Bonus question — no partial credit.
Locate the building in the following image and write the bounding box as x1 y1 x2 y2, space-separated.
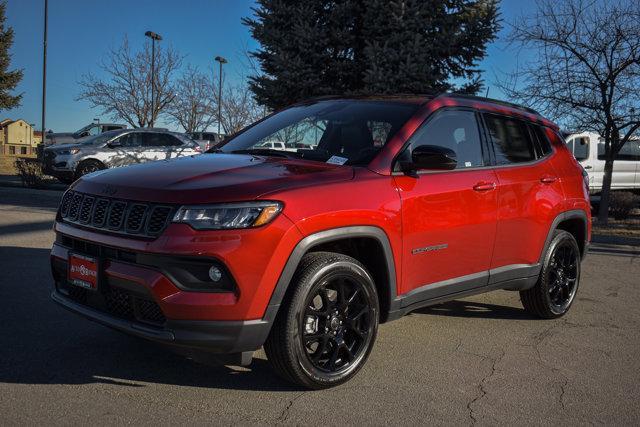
0 118 39 157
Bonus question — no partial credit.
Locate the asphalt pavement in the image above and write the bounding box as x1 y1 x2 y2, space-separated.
0 186 638 425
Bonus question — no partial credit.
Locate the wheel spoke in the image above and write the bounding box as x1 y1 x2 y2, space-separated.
303 332 324 344
312 336 329 363
337 279 347 308
348 306 368 321
328 343 340 370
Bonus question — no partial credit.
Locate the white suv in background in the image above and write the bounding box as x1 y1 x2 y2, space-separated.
42 128 201 183
566 132 640 192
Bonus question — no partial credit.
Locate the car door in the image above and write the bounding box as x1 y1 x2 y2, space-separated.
393 109 498 300
140 132 172 161
482 114 565 281
104 132 145 167
598 139 640 190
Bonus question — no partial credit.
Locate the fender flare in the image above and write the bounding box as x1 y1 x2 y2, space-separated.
539 209 589 263
262 226 398 323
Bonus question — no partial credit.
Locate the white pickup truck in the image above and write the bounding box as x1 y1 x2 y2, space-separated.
565 132 640 192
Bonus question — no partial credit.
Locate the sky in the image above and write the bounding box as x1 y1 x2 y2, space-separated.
4 0 538 133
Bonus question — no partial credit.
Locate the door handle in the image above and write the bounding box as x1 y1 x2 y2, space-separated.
583 165 593 169
540 175 558 184
473 181 496 192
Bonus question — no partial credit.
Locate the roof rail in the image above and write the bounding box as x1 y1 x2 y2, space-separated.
440 93 541 116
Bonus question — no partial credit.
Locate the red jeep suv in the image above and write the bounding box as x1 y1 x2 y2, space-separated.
51 94 590 389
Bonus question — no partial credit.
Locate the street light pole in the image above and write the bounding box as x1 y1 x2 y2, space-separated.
145 31 162 127
214 56 227 136
41 0 48 140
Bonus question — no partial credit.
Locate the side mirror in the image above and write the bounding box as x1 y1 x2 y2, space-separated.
401 145 457 174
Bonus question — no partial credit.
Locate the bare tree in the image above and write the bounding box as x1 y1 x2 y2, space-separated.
78 37 182 128
216 83 264 135
499 0 640 224
166 65 215 133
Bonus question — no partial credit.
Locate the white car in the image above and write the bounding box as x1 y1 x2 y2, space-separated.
42 128 201 184
566 132 640 192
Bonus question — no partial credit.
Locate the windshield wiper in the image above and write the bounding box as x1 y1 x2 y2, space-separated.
229 148 295 158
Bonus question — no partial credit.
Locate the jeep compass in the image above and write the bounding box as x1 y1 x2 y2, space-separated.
50 94 591 389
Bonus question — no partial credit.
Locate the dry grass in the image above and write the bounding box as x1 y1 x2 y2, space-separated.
592 209 640 237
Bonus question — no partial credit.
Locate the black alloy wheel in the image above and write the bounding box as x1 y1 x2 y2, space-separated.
265 252 379 389
300 274 374 373
521 230 581 318
547 242 579 311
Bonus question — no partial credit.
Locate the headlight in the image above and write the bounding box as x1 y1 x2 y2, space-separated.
56 148 80 155
172 201 283 230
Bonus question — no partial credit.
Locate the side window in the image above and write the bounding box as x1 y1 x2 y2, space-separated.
573 136 589 161
143 133 165 147
166 134 183 146
566 138 575 154
87 125 101 136
597 139 640 161
116 133 143 147
530 125 553 156
408 110 484 169
484 114 537 164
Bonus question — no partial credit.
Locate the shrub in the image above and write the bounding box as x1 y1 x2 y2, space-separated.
14 157 45 188
609 191 640 220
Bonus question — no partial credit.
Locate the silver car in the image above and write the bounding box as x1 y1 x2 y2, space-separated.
42 128 201 183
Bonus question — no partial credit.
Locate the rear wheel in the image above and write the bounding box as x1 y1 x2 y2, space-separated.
520 230 581 318
265 252 379 389
75 159 105 179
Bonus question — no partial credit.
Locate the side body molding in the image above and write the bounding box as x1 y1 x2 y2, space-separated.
262 226 398 323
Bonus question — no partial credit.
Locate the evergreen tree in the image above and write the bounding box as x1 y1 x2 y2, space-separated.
0 1 22 111
244 0 499 109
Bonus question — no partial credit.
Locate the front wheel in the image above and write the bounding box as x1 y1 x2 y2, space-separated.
265 252 379 389
75 159 105 179
520 230 581 318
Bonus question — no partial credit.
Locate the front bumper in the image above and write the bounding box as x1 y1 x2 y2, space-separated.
51 289 268 364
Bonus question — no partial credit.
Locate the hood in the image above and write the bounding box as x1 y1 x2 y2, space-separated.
44 142 84 151
71 154 355 204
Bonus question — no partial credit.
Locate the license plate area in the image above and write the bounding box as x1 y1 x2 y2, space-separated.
68 252 99 291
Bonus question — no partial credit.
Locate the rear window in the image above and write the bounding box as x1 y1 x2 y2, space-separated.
484 114 537 164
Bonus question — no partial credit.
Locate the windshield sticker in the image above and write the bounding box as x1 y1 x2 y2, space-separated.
326 155 348 165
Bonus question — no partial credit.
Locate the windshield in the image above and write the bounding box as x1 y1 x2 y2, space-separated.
217 100 420 165
79 130 123 145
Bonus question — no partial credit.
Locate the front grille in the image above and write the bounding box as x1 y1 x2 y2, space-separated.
59 190 173 238
65 285 166 326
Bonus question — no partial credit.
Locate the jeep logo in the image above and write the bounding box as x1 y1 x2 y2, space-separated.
100 185 118 196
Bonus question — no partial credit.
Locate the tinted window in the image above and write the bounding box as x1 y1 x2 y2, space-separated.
116 132 143 147
408 110 484 169
219 100 420 165
530 125 553 156
598 139 640 161
143 133 181 147
484 115 536 164
573 136 589 160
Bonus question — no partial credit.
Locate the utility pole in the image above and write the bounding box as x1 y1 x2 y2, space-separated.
214 56 227 136
145 31 162 127
41 0 48 140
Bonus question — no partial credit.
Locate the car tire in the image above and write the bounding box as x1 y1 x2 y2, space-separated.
75 159 105 179
264 252 379 389
520 230 581 319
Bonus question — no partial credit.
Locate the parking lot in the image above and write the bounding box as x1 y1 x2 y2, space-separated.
0 185 638 425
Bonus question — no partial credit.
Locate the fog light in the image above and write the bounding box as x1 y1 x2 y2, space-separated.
208 266 222 282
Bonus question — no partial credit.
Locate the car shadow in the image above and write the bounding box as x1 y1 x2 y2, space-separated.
411 299 538 320
0 246 302 392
